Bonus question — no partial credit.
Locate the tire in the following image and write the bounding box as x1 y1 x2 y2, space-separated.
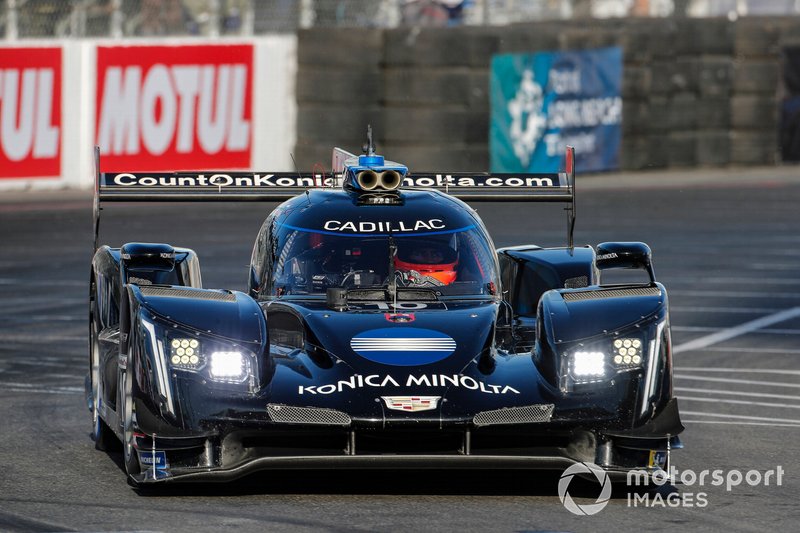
122 369 141 479
90 304 119 452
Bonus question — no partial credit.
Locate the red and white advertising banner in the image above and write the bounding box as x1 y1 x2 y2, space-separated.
0 47 62 178
96 44 253 171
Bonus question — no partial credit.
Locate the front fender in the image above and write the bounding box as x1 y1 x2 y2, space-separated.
535 283 676 431
125 285 270 435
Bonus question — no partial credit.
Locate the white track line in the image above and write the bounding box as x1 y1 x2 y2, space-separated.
0 382 83 393
673 326 800 335
0 296 84 308
750 263 800 271
0 336 84 343
671 307 782 313
671 290 800 299
70 530 161 533
675 367 800 376
674 375 800 389
675 387 800 401
10 360 82 368
0 279 84 287
683 420 800 428
678 396 800 410
2 388 82 395
700 347 800 354
668 277 800 286
679 410 800 424
673 307 800 354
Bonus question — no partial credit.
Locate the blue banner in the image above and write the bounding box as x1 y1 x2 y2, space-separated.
490 47 622 173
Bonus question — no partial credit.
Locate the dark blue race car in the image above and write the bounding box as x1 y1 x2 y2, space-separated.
87 139 683 485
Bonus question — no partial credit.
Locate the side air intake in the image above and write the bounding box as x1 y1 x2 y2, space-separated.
138 286 236 302
562 286 661 302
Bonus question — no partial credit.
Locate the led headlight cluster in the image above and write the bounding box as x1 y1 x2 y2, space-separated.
170 338 203 370
612 338 642 369
169 338 252 382
566 336 645 388
151 320 258 389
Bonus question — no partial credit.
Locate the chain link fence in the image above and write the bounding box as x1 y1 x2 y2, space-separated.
2 0 800 39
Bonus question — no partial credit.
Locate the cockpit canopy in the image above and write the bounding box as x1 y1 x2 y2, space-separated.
249 190 500 299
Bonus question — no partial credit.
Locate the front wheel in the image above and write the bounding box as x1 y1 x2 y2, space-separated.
90 315 118 451
121 370 141 479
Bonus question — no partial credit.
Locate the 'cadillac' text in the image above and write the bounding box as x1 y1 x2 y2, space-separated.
323 219 445 233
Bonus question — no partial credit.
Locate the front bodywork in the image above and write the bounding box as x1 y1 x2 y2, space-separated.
117 290 680 484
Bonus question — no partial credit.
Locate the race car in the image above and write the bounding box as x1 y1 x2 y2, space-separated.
87 138 683 485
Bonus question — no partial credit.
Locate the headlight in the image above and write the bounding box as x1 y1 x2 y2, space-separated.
563 336 646 390
141 317 261 398
612 338 643 368
169 338 204 370
209 351 250 383
164 330 256 385
570 351 606 380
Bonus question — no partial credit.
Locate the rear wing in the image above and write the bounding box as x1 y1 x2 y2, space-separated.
93 146 576 249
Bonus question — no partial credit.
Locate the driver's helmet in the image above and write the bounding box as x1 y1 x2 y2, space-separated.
395 238 458 285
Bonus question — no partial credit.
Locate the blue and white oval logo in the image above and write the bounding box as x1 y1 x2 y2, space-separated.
350 327 456 366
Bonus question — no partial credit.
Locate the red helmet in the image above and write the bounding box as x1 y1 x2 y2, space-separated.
395 239 458 285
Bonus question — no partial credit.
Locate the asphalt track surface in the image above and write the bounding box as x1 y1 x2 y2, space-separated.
1 166 799 532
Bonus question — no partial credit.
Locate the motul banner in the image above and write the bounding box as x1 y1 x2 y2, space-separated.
0 47 62 178
96 44 253 171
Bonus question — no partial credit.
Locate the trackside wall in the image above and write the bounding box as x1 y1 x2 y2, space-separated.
294 17 800 172
2 18 797 191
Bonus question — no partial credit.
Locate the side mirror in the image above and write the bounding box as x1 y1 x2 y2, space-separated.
596 242 655 283
120 242 176 285
120 242 176 271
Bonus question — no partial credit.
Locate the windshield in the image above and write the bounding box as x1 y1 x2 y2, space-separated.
268 226 498 298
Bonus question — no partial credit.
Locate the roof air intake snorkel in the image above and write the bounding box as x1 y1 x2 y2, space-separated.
343 125 408 193
355 168 403 191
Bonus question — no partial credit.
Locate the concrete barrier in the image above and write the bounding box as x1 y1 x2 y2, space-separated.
3 17 798 189
296 16 800 172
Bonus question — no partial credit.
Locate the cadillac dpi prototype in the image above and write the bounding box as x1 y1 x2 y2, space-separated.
87 140 683 485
